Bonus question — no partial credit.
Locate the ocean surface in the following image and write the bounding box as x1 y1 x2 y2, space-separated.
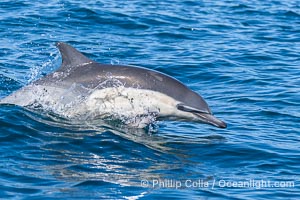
0 0 299 199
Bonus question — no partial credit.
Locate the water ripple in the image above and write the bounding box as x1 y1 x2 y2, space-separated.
0 0 300 199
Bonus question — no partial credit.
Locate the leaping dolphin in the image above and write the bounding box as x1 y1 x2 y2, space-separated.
0 42 227 128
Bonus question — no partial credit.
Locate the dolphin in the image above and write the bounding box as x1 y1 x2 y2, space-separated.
0 42 227 128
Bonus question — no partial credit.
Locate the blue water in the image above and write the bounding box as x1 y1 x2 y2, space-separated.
0 0 299 199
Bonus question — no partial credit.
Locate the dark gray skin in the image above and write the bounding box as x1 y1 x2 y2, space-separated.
31 42 227 128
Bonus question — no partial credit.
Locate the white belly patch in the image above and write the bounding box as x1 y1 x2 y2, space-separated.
84 86 182 127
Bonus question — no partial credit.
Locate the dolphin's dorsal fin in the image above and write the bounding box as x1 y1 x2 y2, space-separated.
56 42 94 69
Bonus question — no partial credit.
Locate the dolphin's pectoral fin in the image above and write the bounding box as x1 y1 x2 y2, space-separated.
176 103 209 114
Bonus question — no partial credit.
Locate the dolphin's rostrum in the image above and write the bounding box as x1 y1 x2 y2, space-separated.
0 42 227 128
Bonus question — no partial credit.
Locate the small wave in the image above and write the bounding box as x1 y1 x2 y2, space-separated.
258 109 300 120
282 10 300 18
230 4 253 10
